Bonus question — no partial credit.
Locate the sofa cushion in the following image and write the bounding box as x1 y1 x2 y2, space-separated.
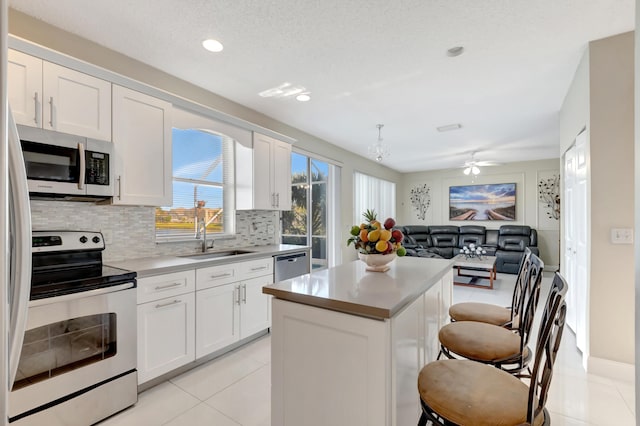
498 226 532 251
402 225 431 247
458 226 486 248
499 225 532 236
429 226 459 234
485 229 499 248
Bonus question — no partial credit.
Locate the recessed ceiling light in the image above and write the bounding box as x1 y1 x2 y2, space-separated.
446 46 464 57
202 39 224 52
296 94 311 102
437 123 463 132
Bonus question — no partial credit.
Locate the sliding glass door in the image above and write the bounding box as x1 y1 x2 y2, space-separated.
282 152 329 270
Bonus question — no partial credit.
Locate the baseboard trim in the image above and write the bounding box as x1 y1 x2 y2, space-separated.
586 356 635 381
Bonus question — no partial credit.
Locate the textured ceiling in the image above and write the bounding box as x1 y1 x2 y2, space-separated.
9 0 635 172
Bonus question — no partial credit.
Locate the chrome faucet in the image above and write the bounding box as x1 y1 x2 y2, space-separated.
198 218 207 252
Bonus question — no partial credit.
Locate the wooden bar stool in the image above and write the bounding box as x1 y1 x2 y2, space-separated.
437 252 544 377
448 248 532 328
417 272 568 426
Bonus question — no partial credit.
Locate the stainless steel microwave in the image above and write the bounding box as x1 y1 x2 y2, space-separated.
17 125 114 199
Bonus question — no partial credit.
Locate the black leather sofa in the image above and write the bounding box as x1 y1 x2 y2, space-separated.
398 225 539 274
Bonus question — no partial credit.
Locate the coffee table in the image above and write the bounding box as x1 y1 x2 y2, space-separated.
452 255 497 289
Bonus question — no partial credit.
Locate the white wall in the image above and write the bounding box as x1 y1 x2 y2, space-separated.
560 32 635 370
398 158 560 269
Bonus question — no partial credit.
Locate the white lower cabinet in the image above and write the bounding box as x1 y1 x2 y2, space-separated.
136 257 274 384
195 261 273 358
196 283 239 358
240 275 272 337
136 270 196 384
137 292 195 384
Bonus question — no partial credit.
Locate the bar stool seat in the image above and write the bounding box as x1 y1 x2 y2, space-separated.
438 320 530 363
417 359 544 426
448 302 512 326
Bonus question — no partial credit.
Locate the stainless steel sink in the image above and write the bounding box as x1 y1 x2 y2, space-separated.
180 250 254 260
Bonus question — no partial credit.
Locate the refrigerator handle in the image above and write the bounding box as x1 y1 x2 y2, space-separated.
7 108 32 388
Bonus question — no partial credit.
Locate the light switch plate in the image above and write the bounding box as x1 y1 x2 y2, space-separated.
611 228 633 244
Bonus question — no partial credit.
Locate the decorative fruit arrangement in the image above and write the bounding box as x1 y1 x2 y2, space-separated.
347 209 406 256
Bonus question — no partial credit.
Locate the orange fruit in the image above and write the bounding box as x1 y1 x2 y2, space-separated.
359 229 369 242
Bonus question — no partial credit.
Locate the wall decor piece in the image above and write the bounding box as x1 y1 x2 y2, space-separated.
449 183 516 221
538 174 560 220
410 184 431 220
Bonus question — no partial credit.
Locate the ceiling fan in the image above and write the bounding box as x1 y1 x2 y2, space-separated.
462 152 501 175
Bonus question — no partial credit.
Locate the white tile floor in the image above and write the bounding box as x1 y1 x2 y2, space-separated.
102 272 636 426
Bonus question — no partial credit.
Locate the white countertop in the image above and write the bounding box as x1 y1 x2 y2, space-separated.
107 244 310 278
263 256 454 319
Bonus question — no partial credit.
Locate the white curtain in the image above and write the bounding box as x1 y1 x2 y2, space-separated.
353 172 396 224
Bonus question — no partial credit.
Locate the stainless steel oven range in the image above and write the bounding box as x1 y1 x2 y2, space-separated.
9 231 138 425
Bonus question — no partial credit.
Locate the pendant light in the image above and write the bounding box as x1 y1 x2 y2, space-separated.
368 124 390 163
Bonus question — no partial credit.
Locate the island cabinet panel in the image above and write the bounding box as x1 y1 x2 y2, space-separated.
268 259 454 426
391 294 426 426
271 298 389 426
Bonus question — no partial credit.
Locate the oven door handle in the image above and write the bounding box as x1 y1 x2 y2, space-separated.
29 282 136 307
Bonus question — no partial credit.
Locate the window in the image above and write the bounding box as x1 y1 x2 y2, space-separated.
282 152 330 269
353 172 396 224
155 109 235 240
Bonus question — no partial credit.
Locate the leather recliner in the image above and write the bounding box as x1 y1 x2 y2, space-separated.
495 225 539 273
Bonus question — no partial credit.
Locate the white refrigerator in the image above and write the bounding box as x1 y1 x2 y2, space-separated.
2 3 33 423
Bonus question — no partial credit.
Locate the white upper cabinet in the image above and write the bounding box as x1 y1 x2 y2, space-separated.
236 132 291 210
8 49 112 140
112 85 172 206
8 50 42 127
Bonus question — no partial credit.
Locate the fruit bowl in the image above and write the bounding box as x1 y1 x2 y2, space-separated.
358 252 397 272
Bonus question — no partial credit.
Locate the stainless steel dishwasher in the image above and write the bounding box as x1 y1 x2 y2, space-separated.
274 251 310 282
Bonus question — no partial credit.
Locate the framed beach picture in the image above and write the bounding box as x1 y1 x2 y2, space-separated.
449 183 516 221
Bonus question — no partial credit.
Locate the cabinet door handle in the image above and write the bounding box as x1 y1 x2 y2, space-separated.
155 299 181 309
271 193 276 207
155 282 183 290
33 92 39 125
117 176 122 200
235 285 241 305
48 96 54 127
276 193 280 207
250 266 267 271
212 272 232 279
242 284 247 303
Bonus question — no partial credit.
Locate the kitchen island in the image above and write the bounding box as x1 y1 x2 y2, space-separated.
262 256 454 426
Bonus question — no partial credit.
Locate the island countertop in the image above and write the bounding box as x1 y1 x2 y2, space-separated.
262 256 455 319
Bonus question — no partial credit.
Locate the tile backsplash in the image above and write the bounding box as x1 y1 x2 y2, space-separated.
30 200 280 262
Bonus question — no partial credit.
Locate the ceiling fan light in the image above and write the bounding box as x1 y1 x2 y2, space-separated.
463 167 471 175
472 166 480 175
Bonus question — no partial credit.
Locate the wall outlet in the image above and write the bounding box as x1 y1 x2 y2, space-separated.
611 228 633 244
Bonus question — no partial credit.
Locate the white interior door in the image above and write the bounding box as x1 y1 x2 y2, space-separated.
574 133 588 354
563 145 577 333
563 131 589 359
